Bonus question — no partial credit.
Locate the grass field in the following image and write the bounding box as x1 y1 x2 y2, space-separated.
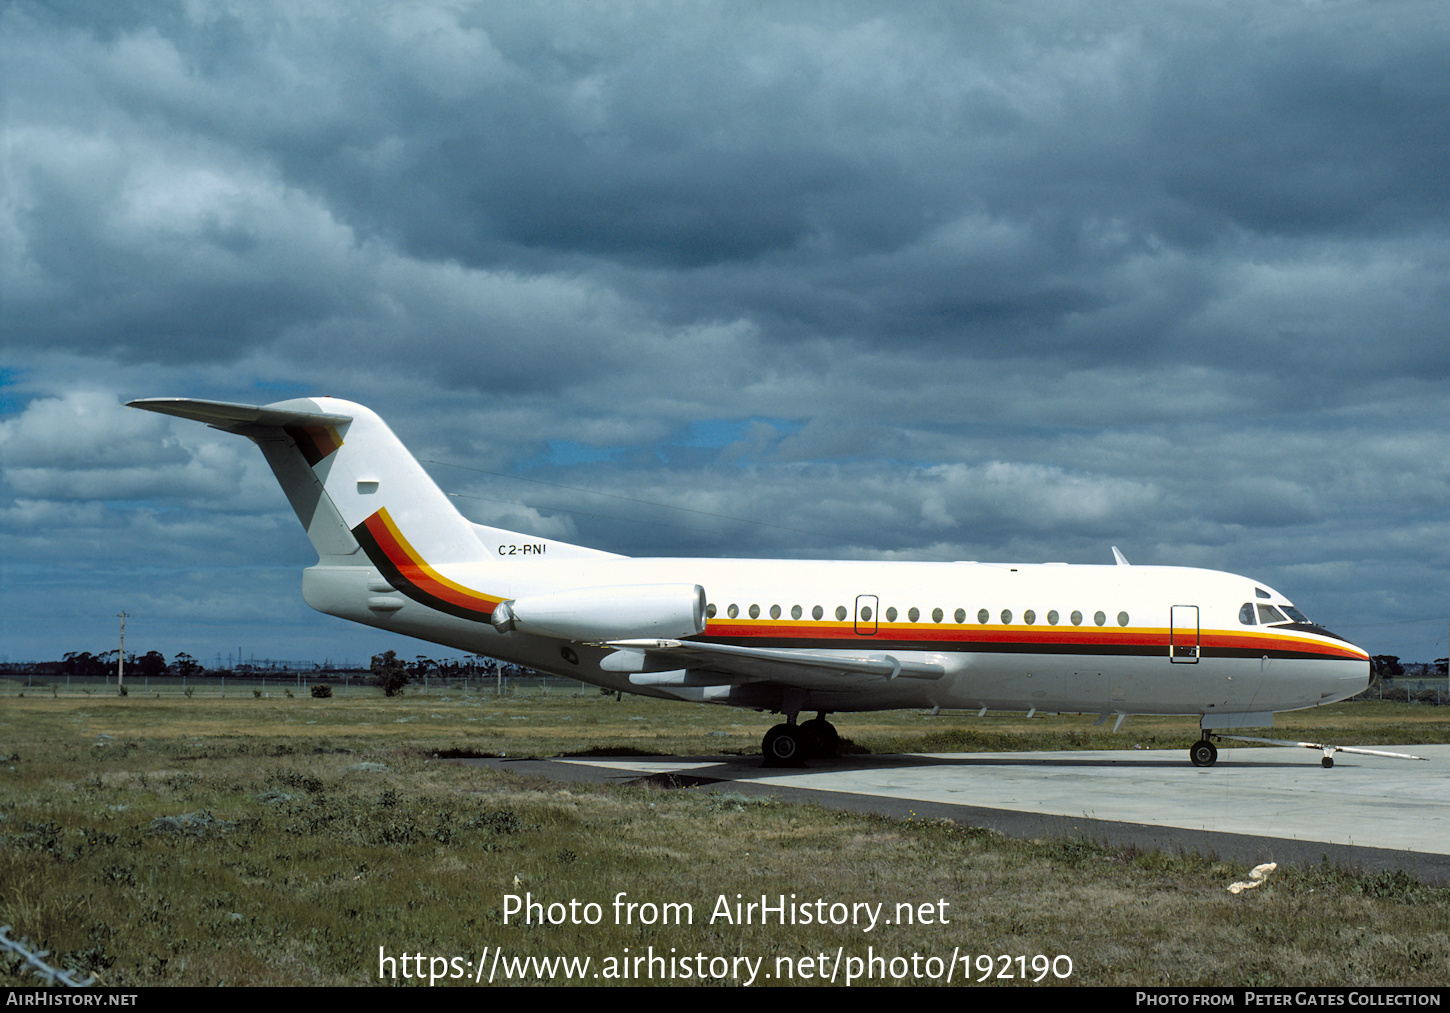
1 691 1447 987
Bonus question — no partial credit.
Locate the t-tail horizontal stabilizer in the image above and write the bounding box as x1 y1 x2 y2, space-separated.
127 397 353 432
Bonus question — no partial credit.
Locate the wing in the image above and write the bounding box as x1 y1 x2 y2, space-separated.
597 637 946 689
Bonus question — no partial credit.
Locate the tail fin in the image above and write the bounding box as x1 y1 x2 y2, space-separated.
128 397 486 566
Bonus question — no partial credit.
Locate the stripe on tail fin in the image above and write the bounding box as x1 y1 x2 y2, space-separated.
352 507 503 620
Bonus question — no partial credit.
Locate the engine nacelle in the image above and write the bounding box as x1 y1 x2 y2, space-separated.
489 583 707 642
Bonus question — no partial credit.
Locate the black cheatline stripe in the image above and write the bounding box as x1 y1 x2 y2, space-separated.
351 519 495 624
1268 622 1358 645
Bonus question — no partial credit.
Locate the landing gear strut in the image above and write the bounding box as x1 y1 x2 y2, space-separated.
762 712 839 767
1189 735 1218 768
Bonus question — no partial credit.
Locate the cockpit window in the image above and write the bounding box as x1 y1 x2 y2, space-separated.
1255 588 1271 599
1239 603 1256 625
1281 605 1310 624
1257 604 1288 624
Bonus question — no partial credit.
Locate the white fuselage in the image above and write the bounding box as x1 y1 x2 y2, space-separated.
303 555 1370 721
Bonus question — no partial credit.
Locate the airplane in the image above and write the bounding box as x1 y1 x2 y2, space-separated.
128 396 1372 768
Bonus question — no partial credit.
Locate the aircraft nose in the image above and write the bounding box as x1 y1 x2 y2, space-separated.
1339 638 1373 696
1305 626 1372 700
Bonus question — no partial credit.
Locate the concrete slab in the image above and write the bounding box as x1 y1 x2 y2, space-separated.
522 747 1450 869
772 746 1446 854
492 743 1450 880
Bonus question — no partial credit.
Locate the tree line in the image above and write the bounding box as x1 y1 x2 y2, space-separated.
1371 656 1448 679
2 651 533 682
7 651 206 680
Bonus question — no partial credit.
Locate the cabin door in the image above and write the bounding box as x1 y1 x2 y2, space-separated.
1170 605 1199 663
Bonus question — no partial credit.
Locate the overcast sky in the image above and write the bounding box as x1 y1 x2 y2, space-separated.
4 1 1450 667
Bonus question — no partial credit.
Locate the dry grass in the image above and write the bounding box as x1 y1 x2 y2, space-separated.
0 694 1446 987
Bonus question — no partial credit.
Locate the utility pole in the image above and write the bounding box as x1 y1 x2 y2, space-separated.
116 612 128 694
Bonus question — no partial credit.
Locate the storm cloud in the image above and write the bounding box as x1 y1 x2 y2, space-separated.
4 1 1450 662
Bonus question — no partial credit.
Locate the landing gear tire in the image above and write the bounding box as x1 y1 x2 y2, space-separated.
1322 756 1334 768
1189 739 1218 768
799 717 840 758
762 724 805 767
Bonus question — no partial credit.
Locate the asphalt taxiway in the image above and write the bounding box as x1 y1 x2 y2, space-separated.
463 743 1450 883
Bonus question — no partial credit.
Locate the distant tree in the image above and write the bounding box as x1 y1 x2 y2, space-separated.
135 650 168 680
71 651 122 678
1435 658 1448 678
371 650 409 697
171 653 203 680
1371 655 1404 680
61 652 106 678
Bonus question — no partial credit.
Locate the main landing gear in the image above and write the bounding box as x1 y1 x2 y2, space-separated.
1189 735 1218 768
762 713 840 767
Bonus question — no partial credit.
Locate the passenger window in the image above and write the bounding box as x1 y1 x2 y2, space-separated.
1047 610 1059 625
1117 611 1129 627
769 604 781 619
908 607 920 622
749 604 760 619
1023 609 1036 625
957 608 968 624
706 603 717 618
835 606 848 621
860 606 873 621
791 605 802 620
1071 610 1083 625
1094 611 1106 626
1000 609 1013 624
813 605 824 620
1239 603 1255 625
975 609 987 624
727 604 739 619
885 607 897 622
932 607 944 623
